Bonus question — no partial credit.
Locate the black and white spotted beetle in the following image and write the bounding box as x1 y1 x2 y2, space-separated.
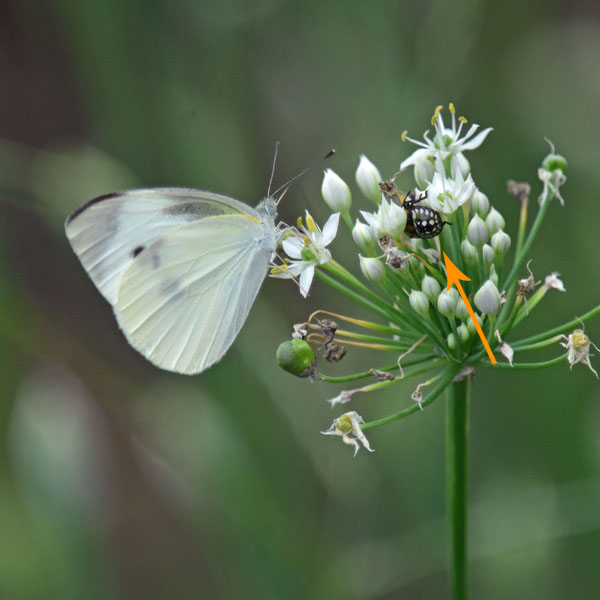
379 178 451 239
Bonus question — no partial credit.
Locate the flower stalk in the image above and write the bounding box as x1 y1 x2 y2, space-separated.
273 104 598 600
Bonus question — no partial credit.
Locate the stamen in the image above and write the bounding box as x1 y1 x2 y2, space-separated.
296 216 303 229
459 116 468 124
449 102 456 114
306 214 318 232
431 105 443 126
401 130 408 142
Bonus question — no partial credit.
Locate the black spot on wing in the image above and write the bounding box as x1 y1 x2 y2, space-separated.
131 245 145 258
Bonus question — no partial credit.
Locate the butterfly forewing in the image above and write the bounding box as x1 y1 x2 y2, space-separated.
65 188 262 304
113 214 274 374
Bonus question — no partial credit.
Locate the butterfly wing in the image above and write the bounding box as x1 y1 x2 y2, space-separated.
113 214 275 374
65 188 260 304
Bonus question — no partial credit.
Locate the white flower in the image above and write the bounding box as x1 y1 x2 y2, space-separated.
425 171 476 216
400 104 493 179
355 155 382 204
321 169 352 212
542 272 566 292
560 328 599 378
321 411 375 456
273 211 340 298
359 208 383 239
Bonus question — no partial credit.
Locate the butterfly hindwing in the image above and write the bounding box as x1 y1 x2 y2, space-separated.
113 214 273 374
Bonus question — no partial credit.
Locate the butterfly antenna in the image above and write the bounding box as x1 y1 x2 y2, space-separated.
272 149 336 201
267 141 280 198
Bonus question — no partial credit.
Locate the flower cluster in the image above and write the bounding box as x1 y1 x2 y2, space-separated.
274 104 598 455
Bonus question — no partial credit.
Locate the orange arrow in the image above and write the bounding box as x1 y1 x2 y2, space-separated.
443 252 497 364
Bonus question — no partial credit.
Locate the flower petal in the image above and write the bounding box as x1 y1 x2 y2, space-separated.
299 265 315 297
282 237 303 259
321 212 340 246
460 127 493 150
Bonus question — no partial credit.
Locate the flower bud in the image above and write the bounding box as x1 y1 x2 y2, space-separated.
409 290 430 317
451 152 471 179
489 264 499 287
457 323 469 342
485 207 505 234
276 339 315 376
461 238 477 263
379 199 407 240
352 219 377 252
448 287 459 302
359 255 385 283
542 153 567 173
421 275 441 303
355 155 382 204
455 297 469 320
482 243 495 269
491 229 511 256
447 332 457 350
467 313 483 336
474 279 501 316
467 214 489 246
471 189 490 217
413 152 435 190
437 290 457 317
321 169 352 213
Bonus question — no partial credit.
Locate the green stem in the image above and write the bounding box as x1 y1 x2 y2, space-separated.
318 354 439 383
446 376 470 600
498 190 552 328
315 270 395 323
511 303 600 348
362 364 460 429
477 353 567 369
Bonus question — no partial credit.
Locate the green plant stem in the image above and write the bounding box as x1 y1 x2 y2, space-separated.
511 303 600 348
318 354 439 383
446 376 470 600
498 190 552 328
315 270 395 322
361 364 460 429
477 353 567 369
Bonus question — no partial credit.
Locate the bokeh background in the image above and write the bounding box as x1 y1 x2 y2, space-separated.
1 0 600 598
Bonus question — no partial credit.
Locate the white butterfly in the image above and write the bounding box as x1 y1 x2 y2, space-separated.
65 188 278 375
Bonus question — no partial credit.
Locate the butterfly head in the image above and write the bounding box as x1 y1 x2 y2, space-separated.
257 196 278 220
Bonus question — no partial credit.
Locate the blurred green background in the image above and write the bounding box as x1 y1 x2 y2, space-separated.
1 0 600 598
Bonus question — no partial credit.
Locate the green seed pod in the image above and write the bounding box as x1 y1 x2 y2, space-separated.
542 153 567 173
276 339 316 376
